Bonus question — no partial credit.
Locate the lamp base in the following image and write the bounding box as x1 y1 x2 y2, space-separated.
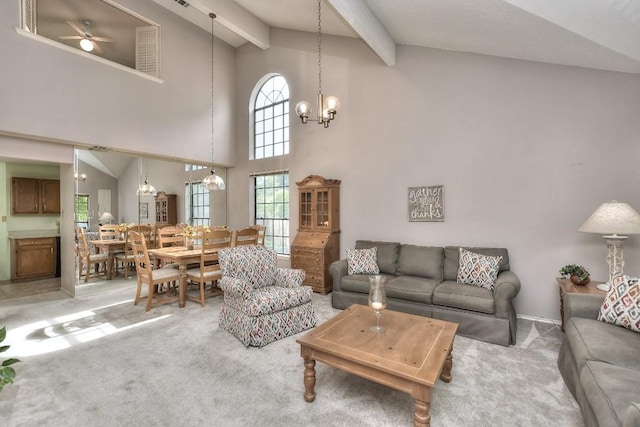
596 283 611 292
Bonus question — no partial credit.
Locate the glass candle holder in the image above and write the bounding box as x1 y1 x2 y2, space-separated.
368 275 387 333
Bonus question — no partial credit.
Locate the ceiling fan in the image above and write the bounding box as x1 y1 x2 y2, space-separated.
59 20 113 54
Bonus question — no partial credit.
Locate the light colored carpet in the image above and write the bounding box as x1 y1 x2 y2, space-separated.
0 284 583 426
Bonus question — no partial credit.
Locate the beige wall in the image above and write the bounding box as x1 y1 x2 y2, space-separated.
231 28 640 321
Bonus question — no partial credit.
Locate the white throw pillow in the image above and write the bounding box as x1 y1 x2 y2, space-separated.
456 247 503 290
346 247 380 275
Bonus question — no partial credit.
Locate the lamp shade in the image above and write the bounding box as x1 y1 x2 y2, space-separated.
578 201 640 235
98 211 114 221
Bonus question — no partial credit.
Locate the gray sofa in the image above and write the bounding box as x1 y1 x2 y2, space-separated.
558 293 640 427
329 240 521 346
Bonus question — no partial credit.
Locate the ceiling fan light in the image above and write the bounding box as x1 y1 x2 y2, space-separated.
80 38 93 52
202 170 226 191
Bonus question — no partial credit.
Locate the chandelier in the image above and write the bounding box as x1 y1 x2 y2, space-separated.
202 12 226 191
295 0 340 128
137 158 157 197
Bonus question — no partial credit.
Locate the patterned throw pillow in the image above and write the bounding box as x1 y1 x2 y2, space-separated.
456 247 503 290
598 274 640 333
346 247 380 275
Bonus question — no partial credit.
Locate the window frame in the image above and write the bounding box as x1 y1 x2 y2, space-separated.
185 181 210 227
252 75 290 160
74 194 90 229
253 172 290 255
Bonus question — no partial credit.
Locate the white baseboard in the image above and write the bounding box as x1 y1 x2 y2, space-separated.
517 313 561 326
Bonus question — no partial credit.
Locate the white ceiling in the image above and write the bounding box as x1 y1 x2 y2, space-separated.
154 0 640 74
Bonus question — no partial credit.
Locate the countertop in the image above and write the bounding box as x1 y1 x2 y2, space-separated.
8 230 60 239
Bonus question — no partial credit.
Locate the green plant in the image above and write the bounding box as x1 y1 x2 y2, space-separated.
0 326 20 392
559 264 590 281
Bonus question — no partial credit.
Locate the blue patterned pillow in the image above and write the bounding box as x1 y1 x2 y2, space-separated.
598 274 640 333
346 247 379 275
457 247 502 290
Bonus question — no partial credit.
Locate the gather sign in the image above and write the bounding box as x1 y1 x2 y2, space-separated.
408 185 444 222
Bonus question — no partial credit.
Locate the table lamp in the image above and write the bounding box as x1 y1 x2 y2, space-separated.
98 211 115 224
578 201 640 291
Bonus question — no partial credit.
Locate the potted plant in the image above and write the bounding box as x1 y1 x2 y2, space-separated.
559 264 591 285
0 326 20 392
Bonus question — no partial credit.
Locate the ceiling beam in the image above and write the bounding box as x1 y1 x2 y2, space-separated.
188 0 269 49
326 0 396 66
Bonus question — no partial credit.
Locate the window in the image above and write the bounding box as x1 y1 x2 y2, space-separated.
185 181 210 226
254 173 289 255
254 75 289 159
184 164 206 171
74 194 90 229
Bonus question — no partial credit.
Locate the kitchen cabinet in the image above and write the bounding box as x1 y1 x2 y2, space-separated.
12 237 57 280
11 177 60 214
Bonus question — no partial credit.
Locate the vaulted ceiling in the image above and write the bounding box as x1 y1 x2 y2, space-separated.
152 0 640 74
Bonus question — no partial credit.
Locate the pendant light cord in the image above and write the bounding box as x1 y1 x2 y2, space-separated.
210 12 216 168
317 0 322 95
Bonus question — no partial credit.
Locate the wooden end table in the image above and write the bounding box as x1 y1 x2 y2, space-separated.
557 277 606 332
297 304 458 427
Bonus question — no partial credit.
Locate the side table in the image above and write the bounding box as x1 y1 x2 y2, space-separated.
556 277 606 332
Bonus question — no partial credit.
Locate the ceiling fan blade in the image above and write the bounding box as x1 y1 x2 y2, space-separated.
92 36 114 43
91 41 104 54
66 21 85 36
59 36 83 40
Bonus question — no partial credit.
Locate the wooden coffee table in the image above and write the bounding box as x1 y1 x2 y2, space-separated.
296 304 458 427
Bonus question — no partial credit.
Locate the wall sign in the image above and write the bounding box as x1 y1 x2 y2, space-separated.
408 185 444 222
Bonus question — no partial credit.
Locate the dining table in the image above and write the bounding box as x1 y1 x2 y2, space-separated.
149 245 218 308
92 239 126 280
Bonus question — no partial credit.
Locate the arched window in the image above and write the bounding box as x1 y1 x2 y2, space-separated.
254 75 289 159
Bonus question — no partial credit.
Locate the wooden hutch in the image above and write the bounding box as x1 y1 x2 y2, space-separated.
291 175 340 294
154 191 177 226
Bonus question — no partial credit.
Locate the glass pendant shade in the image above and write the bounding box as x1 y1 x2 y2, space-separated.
295 101 312 121
325 96 340 113
80 38 93 52
202 170 226 191
136 180 157 197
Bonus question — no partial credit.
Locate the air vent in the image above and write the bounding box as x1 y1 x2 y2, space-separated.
173 0 190 7
89 146 110 152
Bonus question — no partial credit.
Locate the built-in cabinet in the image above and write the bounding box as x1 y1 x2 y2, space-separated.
12 237 57 280
155 192 177 226
291 175 341 294
11 177 60 214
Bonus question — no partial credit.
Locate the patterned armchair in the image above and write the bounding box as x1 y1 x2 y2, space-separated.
218 245 316 347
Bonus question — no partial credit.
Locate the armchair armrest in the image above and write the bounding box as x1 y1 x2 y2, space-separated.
275 268 305 288
219 276 252 298
563 293 603 321
493 270 521 318
329 259 348 292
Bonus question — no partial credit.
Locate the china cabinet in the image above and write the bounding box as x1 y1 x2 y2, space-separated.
155 192 177 226
291 175 340 294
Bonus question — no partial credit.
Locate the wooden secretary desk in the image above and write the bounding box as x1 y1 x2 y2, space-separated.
291 175 340 294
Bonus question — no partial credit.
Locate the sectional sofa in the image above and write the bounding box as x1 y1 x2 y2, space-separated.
329 240 521 346
558 292 640 426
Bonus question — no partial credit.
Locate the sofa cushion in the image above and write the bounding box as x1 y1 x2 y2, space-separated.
580 361 640 427
397 245 444 280
346 247 380 275
456 248 503 290
598 274 640 333
219 245 277 289
564 317 640 373
355 241 400 275
444 246 510 281
385 276 438 305
341 273 395 294
433 280 495 315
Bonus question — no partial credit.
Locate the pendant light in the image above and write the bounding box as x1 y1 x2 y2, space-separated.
295 0 340 128
137 158 157 197
202 12 226 191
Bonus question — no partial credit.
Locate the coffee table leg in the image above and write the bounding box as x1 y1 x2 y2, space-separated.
440 346 453 383
303 357 316 402
414 399 431 427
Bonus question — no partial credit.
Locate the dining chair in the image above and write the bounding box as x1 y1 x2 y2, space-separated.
114 224 154 278
158 226 186 248
233 227 259 247
249 224 266 246
98 224 119 240
76 227 109 282
185 228 232 306
129 231 182 312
